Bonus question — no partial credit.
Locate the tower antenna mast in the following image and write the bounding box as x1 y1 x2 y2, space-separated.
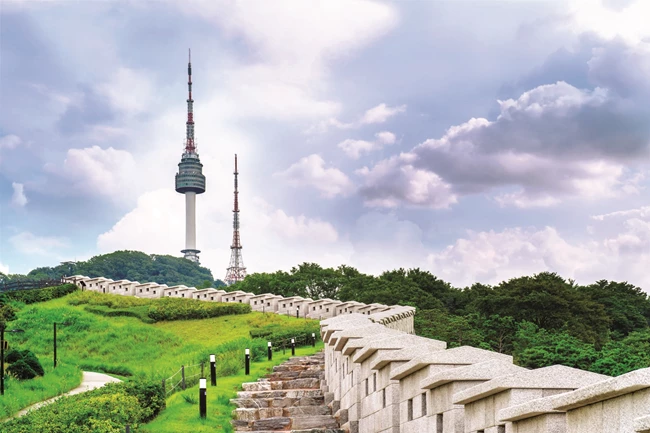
175 49 206 264
224 154 247 285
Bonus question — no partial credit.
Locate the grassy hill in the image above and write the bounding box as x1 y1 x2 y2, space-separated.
1 288 320 427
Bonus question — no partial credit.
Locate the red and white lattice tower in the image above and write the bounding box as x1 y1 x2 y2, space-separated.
224 154 247 285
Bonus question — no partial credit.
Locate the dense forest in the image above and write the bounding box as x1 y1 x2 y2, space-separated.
231 263 650 377
5 253 650 376
1 251 225 288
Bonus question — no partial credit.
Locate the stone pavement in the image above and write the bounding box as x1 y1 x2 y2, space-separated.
231 351 344 433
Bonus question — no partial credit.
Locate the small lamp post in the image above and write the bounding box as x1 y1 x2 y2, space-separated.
267 341 272 361
245 349 250 375
199 378 207 418
210 354 216 386
53 321 72 368
296 306 300 319
1 323 25 396
291 338 295 356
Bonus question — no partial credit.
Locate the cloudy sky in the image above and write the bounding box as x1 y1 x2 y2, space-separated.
2 0 650 289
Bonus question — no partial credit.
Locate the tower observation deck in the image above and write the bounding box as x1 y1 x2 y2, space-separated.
175 49 206 264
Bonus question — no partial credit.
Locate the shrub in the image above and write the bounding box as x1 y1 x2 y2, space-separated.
147 298 251 322
7 359 37 380
5 284 78 304
122 379 166 421
4 349 44 379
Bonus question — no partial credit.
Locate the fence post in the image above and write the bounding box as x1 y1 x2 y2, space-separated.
201 361 204 378
125 425 131 433
181 365 186 390
162 379 166 395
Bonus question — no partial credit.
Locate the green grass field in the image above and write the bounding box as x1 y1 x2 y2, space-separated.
1 290 320 422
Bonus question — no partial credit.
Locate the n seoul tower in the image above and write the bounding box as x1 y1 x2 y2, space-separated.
175 49 206 264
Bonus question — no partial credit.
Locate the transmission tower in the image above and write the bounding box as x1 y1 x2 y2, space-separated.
224 154 247 285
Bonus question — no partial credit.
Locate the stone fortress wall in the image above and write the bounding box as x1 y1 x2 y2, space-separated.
64 275 650 433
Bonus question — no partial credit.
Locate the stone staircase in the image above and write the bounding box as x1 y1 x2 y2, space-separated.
231 351 343 433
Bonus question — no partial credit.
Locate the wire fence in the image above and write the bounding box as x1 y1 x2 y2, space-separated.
161 332 318 397
0 279 65 292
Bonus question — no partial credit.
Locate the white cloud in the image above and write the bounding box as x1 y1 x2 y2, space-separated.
428 226 600 288
274 154 353 198
0 135 21 150
0 263 8 275
360 103 407 124
375 131 396 145
568 0 650 44
338 139 377 159
42 146 138 200
10 183 28 208
307 103 407 134
356 155 458 209
96 67 155 116
9 232 69 256
338 131 397 159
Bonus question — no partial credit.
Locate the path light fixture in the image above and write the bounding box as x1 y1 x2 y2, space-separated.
53 321 72 368
1 323 25 396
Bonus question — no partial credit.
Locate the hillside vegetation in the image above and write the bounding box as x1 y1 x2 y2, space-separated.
233 263 650 377
0 289 319 424
1 250 225 288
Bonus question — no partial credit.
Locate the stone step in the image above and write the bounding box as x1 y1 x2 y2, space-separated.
233 405 332 421
265 371 324 381
291 415 339 430
236 389 323 400
231 395 325 408
242 378 321 392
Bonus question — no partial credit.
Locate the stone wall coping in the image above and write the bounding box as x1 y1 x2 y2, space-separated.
86 277 111 282
331 324 395 351
390 346 510 380
453 365 609 406
371 345 445 372
135 282 159 287
108 279 132 284
165 285 189 290
352 334 427 364
193 288 219 294
341 329 406 355
420 359 526 391
550 367 650 411
498 391 568 422
321 315 374 342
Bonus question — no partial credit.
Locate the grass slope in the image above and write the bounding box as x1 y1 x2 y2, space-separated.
141 344 324 433
2 291 319 421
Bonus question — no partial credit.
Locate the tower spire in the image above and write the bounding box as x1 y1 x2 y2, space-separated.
185 48 195 154
225 154 247 285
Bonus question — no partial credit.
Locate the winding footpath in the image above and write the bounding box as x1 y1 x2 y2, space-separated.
9 371 121 419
